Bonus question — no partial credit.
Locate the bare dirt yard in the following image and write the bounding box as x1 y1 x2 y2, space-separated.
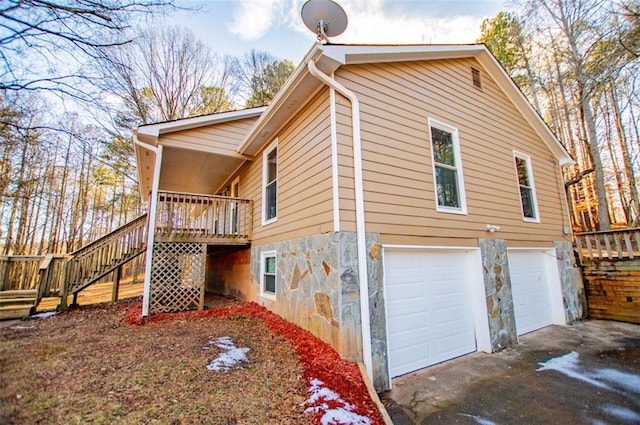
0 297 343 425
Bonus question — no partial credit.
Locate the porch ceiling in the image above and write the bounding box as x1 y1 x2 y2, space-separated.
137 145 246 199
162 146 245 194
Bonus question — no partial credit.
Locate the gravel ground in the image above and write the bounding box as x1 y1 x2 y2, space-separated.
0 298 315 425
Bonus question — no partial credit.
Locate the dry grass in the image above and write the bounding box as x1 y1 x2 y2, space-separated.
0 298 315 425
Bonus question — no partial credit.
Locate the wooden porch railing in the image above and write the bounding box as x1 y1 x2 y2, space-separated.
0 254 68 318
63 214 148 297
574 228 640 261
155 191 252 243
0 254 68 296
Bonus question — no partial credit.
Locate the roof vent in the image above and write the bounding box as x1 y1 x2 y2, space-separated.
471 67 482 90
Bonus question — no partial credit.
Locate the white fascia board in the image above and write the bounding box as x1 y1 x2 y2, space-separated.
133 132 149 199
238 43 342 156
320 43 486 65
136 107 267 140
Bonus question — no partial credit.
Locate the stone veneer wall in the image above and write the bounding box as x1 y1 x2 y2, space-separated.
554 240 587 323
251 232 390 391
479 238 518 351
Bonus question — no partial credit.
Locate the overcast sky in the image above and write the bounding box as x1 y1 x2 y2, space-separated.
167 0 509 64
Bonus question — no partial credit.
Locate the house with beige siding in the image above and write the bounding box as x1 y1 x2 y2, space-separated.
133 43 585 391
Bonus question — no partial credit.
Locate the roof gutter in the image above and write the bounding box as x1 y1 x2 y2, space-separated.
133 137 162 317
307 59 373 381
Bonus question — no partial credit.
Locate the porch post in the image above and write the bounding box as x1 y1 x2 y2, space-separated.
142 144 163 317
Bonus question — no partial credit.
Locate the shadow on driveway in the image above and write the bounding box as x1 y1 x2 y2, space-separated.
382 320 640 425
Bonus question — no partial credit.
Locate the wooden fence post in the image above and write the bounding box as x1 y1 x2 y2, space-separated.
37 254 54 307
112 265 122 303
0 256 9 291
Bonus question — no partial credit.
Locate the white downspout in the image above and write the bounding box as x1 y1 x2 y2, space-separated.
329 86 340 232
134 139 163 317
308 60 373 381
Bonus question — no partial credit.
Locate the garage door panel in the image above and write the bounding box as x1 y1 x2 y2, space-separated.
509 251 553 336
437 333 475 357
434 305 468 325
387 312 427 331
386 249 477 377
387 281 427 302
389 334 430 351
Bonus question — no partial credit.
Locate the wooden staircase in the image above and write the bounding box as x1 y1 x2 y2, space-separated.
62 214 148 304
0 215 148 320
0 289 38 320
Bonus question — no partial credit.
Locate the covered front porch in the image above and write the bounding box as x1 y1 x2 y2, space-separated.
133 109 263 316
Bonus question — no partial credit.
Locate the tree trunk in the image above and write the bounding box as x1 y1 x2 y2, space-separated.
611 84 640 226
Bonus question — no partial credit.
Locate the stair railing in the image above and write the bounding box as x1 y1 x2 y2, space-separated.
63 214 148 299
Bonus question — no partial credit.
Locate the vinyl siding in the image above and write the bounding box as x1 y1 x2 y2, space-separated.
158 117 259 156
334 58 570 247
236 90 334 245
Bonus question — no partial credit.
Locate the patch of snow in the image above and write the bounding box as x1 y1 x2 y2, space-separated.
593 368 640 394
536 351 610 390
458 413 499 425
303 378 372 425
10 325 36 330
601 405 640 422
537 351 640 397
31 311 57 319
205 336 250 372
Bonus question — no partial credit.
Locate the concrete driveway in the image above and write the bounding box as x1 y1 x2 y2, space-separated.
382 320 640 425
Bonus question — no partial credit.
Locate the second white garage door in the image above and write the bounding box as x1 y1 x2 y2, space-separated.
385 249 477 378
508 250 553 336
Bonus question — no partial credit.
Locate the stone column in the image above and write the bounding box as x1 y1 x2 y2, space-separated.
338 232 390 392
338 232 362 362
554 240 587 323
479 238 517 350
366 234 389 392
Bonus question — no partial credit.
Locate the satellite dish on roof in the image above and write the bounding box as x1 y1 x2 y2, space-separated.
301 0 348 43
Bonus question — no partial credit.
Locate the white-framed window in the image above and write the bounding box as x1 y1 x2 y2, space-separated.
262 140 278 225
260 250 277 299
428 118 467 214
514 151 540 222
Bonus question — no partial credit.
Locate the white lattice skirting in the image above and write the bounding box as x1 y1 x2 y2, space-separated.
149 242 205 314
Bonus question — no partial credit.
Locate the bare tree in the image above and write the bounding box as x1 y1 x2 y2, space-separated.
96 26 236 126
0 0 176 99
518 0 638 230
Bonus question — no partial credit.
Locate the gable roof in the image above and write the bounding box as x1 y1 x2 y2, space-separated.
135 106 266 145
133 43 573 199
238 43 573 165
133 107 266 198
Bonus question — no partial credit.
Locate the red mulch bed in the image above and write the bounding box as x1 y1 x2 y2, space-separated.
124 302 383 425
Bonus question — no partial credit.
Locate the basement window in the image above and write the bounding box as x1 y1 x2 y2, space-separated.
260 250 277 299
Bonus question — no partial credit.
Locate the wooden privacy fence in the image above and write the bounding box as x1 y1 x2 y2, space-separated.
575 228 640 324
155 191 252 243
574 228 640 261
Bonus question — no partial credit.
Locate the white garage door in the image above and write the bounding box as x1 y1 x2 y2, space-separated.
508 250 553 336
385 249 477 378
